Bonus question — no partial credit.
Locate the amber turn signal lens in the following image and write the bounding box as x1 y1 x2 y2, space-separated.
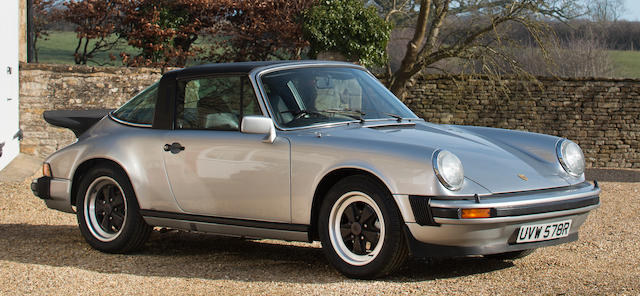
43 163 52 177
460 208 491 219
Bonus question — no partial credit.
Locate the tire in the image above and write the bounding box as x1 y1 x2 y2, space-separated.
318 175 408 279
484 249 535 260
76 165 152 253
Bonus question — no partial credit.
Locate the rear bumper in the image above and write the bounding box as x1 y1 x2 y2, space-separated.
31 176 74 213
31 176 51 199
399 181 600 257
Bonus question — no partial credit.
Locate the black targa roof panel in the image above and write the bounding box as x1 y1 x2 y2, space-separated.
169 60 297 79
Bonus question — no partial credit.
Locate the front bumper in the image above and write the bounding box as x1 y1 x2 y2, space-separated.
400 181 600 257
31 176 74 213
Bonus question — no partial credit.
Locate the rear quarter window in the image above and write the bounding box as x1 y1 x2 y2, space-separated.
112 82 159 125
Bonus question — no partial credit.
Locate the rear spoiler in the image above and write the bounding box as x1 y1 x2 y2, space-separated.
43 109 115 137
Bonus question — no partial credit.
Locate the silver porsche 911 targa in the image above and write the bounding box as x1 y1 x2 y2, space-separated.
31 61 600 278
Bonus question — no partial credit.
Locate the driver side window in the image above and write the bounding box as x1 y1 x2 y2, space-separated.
176 76 261 131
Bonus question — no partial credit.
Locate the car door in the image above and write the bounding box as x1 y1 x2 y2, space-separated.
162 75 291 222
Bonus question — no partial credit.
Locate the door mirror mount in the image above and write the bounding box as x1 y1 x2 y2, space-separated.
241 116 276 144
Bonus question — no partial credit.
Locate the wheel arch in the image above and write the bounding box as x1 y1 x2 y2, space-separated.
308 168 394 241
70 158 132 207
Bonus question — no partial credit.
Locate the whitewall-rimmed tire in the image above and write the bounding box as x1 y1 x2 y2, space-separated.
319 175 408 279
83 176 127 242
76 165 151 253
328 191 385 266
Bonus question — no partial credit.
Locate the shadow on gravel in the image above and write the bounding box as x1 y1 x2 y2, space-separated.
389 257 514 282
0 223 513 282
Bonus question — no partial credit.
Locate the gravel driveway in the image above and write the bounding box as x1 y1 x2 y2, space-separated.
1 173 638 295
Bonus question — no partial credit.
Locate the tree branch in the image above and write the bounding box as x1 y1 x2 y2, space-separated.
418 0 450 59
389 0 432 94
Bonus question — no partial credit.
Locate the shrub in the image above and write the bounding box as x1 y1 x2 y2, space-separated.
303 0 392 67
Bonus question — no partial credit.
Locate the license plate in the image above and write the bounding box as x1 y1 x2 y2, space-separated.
516 220 572 243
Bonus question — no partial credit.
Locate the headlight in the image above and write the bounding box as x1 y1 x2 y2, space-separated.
556 139 585 177
433 150 464 191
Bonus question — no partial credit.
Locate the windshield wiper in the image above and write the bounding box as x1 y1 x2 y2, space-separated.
323 108 366 122
282 109 324 120
384 113 404 122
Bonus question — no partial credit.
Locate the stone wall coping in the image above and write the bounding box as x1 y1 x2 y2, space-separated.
419 73 640 83
20 63 640 83
19 62 174 75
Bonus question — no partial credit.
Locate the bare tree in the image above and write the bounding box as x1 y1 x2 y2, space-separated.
587 0 624 22
543 37 613 77
486 34 613 77
384 0 583 98
371 0 420 25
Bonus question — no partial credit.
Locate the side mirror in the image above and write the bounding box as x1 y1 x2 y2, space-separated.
241 116 276 144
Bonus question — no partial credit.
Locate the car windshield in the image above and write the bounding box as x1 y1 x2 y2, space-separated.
260 67 417 128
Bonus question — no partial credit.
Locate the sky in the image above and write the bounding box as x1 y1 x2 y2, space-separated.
621 0 640 21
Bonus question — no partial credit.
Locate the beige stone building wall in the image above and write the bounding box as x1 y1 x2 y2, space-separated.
19 63 640 168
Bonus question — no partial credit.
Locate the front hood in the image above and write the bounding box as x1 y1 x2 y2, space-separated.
309 121 574 194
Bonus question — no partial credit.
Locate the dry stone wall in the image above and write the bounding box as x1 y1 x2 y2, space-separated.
19 63 163 157
19 63 640 168
404 75 640 168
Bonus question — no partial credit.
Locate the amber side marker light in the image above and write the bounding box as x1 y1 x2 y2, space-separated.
43 163 52 177
461 208 491 219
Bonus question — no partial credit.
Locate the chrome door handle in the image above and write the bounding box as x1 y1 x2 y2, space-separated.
164 142 185 154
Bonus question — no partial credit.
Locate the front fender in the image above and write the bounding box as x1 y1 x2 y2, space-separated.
288 131 491 225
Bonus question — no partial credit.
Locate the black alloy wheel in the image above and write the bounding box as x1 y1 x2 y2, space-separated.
319 175 409 279
76 165 151 253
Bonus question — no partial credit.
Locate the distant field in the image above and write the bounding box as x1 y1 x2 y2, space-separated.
37 31 640 79
37 31 215 66
37 31 137 66
609 50 640 78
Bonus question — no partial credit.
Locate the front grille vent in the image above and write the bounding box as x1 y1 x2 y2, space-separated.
408 196 438 226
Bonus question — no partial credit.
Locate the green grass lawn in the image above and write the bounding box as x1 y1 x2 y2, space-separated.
609 50 640 78
36 31 139 66
36 31 222 67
